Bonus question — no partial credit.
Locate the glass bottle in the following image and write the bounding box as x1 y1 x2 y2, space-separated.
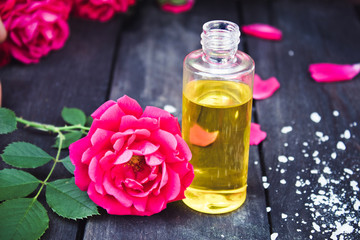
182 20 254 214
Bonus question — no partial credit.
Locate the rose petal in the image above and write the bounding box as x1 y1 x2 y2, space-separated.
309 63 360 82
160 0 195 14
129 141 160 155
91 100 116 119
189 123 219 147
114 150 133 165
145 152 165 166
253 74 280 100
69 136 91 165
74 164 91 191
150 129 177 150
250 123 267 145
99 103 125 131
90 128 114 148
133 196 148 213
163 167 181 201
124 178 143 191
146 194 166 215
175 134 192 161
117 95 143 118
88 183 132 215
142 106 172 119
102 174 133 207
119 115 159 132
159 116 181 135
241 23 282 40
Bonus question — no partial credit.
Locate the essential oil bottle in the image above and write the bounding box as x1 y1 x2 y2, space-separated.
182 20 254 214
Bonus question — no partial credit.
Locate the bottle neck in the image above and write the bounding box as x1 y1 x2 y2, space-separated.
201 20 240 64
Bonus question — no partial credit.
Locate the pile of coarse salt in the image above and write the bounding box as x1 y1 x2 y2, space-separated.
268 111 359 240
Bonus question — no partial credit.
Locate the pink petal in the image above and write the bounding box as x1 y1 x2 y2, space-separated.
88 183 132 215
142 106 172 119
163 167 181 201
103 173 133 207
91 100 116 119
146 194 166 215
119 115 159 132
74 164 91 191
150 129 177 150
189 123 219 147
133 196 148 212
309 63 360 82
253 74 280 100
117 95 143 118
129 141 160 155
159 116 181 135
69 137 91 165
241 23 282 41
145 152 165 166
160 0 194 14
250 123 267 145
175 134 192 161
99 103 125 131
114 150 133 164
90 128 114 148
124 178 143 191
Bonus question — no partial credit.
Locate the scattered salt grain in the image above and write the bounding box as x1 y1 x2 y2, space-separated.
330 222 354 240
318 174 328 187
311 169 319 174
288 156 294 161
163 104 177 113
267 207 271 212
281 126 293 134
323 167 332 174
354 199 360 211
284 142 289 147
280 169 286 174
282 213 288 219
336 141 346 150
350 181 359 191
271 233 278 240
313 222 321 232
343 130 351 139
310 112 321 123
263 183 270 189
278 155 288 163
344 168 353 175
262 176 268 182
280 179 287 184
331 152 337 159
288 50 294 56
333 110 339 117
303 142 309 146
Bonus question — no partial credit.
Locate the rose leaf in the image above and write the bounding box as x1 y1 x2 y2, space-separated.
53 131 83 149
61 107 86 126
0 108 17 135
1 142 53 168
60 156 75 174
0 169 40 201
46 178 99 219
0 198 49 240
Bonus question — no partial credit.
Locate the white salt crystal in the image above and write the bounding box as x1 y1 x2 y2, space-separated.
266 207 271 212
323 167 332 174
295 180 302 187
271 233 278 240
344 130 351 139
262 176 268 182
310 112 321 123
330 222 354 240
304 153 309 157
280 169 286 174
311 169 319 174
163 104 177 113
318 174 328 187
303 142 309 146
337 141 346 150
354 199 360 211
281 213 288 219
312 151 319 157
333 110 339 117
281 126 293 134
278 155 288 163
350 181 359 191
315 131 323 137
280 179 287 184
331 152 337 159
313 222 321 232
284 143 289 147
296 189 302 194
344 168 353 175
263 183 270 189
288 156 294 161
288 50 294 56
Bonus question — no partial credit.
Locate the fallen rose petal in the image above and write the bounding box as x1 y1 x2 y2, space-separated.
241 23 282 40
160 0 195 14
250 123 267 145
253 74 280 100
189 123 219 147
309 63 360 82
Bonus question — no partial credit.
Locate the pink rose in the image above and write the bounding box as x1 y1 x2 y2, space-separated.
69 95 194 216
1 0 71 64
159 0 195 14
73 0 136 22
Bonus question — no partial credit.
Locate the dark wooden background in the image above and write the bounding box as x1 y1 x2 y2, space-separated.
1 0 360 239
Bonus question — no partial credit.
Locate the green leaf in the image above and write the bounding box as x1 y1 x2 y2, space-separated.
0 198 49 240
85 115 93 127
1 142 53 168
61 107 86 126
61 156 75 174
53 131 82 149
0 169 40 201
46 178 98 219
0 108 17 134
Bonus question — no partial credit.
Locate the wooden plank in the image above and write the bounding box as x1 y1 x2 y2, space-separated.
84 0 270 239
0 17 122 239
242 0 360 239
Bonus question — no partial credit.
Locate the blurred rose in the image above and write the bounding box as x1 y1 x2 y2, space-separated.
158 0 194 14
73 0 135 22
69 95 194 216
1 0 72 64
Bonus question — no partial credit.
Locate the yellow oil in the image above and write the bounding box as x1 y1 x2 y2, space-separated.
182 80 252 214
